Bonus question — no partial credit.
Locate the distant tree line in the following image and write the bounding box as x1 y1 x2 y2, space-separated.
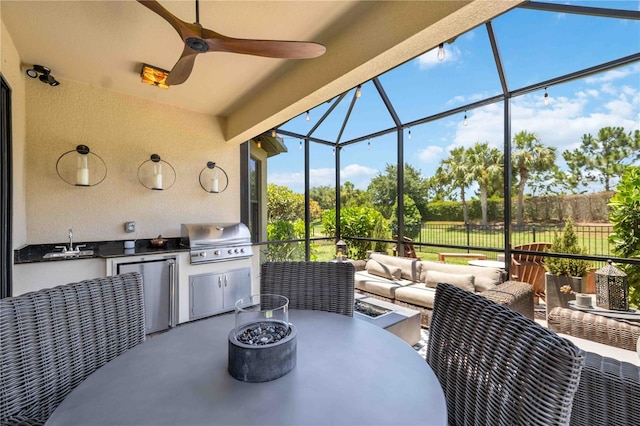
266 126 639 242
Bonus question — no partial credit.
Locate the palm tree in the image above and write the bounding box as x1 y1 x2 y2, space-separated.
434 146 473 223
467 142 503 226
512 131 557 226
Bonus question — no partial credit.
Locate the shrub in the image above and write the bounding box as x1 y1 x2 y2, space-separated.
608 166 640 307
264 219 306 261
390 195 422 239
322 206 387 259
545 217 591 277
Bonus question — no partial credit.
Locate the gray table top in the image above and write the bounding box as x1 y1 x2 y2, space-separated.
46 310 447 426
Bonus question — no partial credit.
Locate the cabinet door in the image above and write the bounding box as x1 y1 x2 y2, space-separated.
223 268 252 309
190 273 224 320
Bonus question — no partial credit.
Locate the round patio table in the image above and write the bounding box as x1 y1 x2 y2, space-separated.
45 310 447 426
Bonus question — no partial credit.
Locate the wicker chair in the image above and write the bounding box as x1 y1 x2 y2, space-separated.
570 352 639 426
427 283 585 426
547 307 640 351
260 261 355 316
0 273 146 426
546 308 640 426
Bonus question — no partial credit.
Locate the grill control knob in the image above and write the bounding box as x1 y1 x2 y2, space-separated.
228 249 233 255
214 250 220 256
240 248 245 253
198 252 207 258
234 248 239 254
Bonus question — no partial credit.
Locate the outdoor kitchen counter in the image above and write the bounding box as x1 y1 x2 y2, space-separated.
13 238 188 264
46 310 447 426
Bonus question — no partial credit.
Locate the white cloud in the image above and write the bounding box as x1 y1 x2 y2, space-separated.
309 168 335 187
417 145 443 163
341 164 379 189
450 86 639 158
342 164 378 179
269 164 379 192
416 45 462 70
586 63 640 84
269 171 304 187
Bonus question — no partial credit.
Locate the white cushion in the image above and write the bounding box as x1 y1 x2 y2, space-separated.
424 270 475 293
366 260 402 280
395 284 436 309
354 271 411 299
369 253 421 281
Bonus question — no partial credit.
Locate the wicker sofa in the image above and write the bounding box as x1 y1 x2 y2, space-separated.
547 307 640 425
350 252 533 327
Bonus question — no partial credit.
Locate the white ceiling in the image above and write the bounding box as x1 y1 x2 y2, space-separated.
1 0 523 143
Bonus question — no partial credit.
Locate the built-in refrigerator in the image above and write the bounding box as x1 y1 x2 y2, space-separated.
116 257 177 334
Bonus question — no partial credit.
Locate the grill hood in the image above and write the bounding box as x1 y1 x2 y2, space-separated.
181 223 251 248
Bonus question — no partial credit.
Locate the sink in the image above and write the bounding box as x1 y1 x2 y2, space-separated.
43 250 94 259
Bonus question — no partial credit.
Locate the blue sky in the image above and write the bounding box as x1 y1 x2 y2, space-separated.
269 1 640 194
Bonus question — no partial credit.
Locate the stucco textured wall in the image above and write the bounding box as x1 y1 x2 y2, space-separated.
24 79 240 244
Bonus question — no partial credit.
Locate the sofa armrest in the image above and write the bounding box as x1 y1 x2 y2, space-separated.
481 280 534 320
348 259 367 272
548 307 640 352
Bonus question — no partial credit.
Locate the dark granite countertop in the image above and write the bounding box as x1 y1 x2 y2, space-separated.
14 237 189 264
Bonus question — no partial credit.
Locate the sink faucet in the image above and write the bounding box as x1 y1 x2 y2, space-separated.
54 229 85 254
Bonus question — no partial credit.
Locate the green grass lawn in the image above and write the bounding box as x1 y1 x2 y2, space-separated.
275 221 612 263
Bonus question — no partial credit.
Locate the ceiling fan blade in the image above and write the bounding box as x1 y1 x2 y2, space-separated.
166 48 200 86
137 0 202 41
202 29 326 59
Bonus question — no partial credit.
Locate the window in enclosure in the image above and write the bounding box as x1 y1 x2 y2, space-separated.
339 134 395 260
264 135 306 262
411 102 506 258
380 23 503 125
509 61 639 257
493 4 640 91
308 142 336 261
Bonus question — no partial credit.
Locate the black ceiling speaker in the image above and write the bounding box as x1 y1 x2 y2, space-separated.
25 64 60 86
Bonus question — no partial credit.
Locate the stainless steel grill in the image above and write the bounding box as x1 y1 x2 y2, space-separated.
181 223 253 264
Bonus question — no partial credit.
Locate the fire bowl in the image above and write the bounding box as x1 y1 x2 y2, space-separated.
228 322 297 382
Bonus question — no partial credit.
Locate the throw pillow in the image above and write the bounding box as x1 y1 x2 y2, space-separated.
366 260 402 280
474 275 498 292
424 270 475 293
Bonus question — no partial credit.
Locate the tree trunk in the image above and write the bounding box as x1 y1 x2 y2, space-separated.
460 188 469 224
516 177 526 226
480 187 488 226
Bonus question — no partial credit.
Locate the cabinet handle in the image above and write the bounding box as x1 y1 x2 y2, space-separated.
224 275 228 287
218 276 222 288
168 260 176 328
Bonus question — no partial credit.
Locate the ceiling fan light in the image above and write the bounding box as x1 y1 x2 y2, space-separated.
141 64 170 89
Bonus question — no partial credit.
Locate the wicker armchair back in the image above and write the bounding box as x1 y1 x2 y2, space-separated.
0 273 145 425
548 307 640 351
260 262 355 316
427 282 585 426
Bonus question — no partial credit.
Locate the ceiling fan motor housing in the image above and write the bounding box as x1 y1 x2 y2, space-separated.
186 37 209 52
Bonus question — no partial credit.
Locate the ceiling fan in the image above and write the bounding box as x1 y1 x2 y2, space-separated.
137 0 327 86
